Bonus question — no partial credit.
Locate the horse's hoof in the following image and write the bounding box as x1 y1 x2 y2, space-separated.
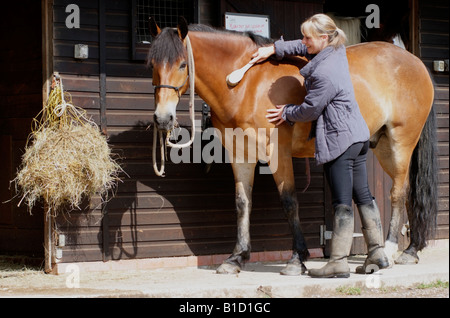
395 252 419 265
216 262 241 274
280 262 307 276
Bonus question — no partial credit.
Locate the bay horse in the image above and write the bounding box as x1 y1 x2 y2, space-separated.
147 17 437 275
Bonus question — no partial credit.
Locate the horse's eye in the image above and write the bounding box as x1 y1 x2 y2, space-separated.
179 62 187 71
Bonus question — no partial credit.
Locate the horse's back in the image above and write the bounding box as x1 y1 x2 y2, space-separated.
346 42 434 135
252 41 433 158
347 41 431 85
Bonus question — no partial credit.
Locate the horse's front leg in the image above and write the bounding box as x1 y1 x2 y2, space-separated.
272 156 309 275
216 162 256 274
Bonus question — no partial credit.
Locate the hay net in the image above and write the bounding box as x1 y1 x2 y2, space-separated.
13 73 122 216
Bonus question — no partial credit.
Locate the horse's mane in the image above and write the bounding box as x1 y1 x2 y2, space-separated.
148 24 274 66
147 28 186 66
188 24 274 47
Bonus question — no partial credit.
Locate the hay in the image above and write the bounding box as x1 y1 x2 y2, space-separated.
13 75 122 216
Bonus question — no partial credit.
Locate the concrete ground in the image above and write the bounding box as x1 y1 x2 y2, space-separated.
0 241 448 298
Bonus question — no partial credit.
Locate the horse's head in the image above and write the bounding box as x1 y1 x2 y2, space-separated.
148 17 190 132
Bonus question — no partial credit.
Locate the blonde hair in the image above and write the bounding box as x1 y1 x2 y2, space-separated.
301 13 347 48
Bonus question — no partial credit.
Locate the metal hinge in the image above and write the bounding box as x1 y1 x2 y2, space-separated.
55 233 66 260
320 225 332 245
320 225 363 246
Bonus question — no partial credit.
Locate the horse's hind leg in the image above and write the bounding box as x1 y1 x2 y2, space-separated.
216 162 256 274
385 176 409 265
372 135 413 265
272 156 309 275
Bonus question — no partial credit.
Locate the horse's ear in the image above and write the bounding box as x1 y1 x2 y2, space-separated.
149 17 161 37
177 16 188 40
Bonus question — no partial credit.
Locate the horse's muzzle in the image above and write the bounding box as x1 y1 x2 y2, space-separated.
153 113 174 132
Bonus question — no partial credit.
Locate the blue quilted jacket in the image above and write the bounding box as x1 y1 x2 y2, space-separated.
274 38 370 165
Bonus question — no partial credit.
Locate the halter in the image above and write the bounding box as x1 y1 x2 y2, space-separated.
153 74 189 99
153 35 196 177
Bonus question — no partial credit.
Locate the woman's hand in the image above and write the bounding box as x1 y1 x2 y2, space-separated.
266 104 286 126
252 45 275 64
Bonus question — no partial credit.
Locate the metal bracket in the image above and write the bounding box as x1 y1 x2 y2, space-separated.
201 102 212 131
401 222 410 237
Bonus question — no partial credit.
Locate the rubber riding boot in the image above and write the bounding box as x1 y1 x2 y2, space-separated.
356 200 390 274
308 205 354 278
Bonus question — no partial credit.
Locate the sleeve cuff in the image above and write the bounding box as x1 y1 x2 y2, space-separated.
282 104 296 126
273 38 285 60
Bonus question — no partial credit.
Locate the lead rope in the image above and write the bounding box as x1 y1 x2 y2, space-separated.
153 35 196 177
153 128 166 177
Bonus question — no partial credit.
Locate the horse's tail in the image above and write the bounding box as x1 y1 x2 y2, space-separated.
407 94 438 251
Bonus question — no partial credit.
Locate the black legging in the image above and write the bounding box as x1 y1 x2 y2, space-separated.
324 140 373 208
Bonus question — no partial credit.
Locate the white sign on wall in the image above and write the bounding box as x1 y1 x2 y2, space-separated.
225 12 270 38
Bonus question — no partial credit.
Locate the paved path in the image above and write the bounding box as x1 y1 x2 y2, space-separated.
0 242 448 298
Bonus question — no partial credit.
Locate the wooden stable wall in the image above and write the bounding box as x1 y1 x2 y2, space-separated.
1 0 447 264
0 1 45 257
51 0 327 264
417 0 449 240
219 0 323 40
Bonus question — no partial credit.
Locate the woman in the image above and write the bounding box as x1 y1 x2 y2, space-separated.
252 14 390 278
